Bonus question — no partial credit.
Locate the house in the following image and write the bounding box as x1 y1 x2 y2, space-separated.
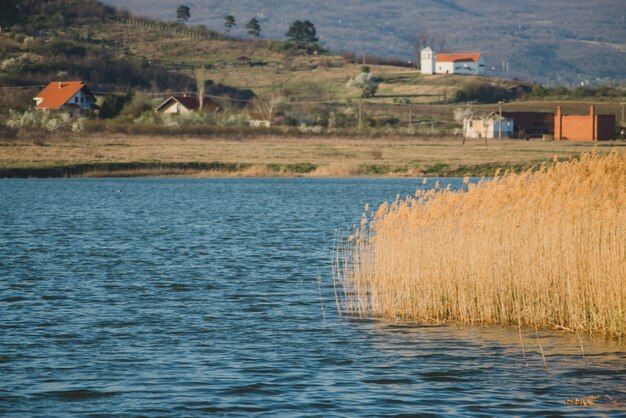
554 105 615 141
236 56 252 66
155 95 221 114
248 112 285 128
464 112 514 139
502 111 554 138
421 47 486 75
33 81 96 115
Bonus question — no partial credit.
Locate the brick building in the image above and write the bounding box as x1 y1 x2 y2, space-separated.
554 105 615 141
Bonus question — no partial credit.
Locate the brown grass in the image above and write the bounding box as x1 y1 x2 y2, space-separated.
335 152 626 337
1 134 624 178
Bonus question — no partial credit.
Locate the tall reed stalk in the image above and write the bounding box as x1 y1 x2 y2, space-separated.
334 152 626 337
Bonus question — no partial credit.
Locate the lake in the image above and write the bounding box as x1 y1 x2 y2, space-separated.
1 178 624 416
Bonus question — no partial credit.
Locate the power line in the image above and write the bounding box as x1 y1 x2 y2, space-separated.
3 85 429 107
0 85 46 89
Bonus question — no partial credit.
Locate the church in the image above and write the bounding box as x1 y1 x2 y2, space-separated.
420 47 486 76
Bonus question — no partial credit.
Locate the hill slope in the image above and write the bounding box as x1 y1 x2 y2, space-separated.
0 0 532 109
101 0 626 85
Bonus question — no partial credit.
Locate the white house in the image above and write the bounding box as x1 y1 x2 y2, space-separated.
464 112 514 139
421 48 486 76
248 111 285 128
155 95 221 114
33 81 97 115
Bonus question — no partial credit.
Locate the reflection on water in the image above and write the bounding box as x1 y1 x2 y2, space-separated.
0 178 624 416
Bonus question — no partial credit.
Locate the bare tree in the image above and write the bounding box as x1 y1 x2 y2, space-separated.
195 66 206 111
436 35 447 52
419 31 434 48
453 107 473 145
408 31 436 68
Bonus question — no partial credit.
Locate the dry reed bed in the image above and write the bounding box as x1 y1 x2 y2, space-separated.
335 152 626 337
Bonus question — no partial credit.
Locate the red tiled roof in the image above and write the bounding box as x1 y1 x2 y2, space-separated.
436 53 482 63
34 81 92 109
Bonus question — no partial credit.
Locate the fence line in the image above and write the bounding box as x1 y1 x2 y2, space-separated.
118 17 223 41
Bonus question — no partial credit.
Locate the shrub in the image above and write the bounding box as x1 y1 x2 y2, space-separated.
454 83 517 103
347 72 379 98
5 110 84 132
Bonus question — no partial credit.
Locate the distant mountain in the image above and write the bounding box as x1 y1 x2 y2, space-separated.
101 0 626 85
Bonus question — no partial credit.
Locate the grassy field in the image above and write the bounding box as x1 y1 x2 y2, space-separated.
1 134 624 178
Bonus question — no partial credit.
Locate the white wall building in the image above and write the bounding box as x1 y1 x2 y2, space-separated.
33 81 96 115
420 47 436 75
421 48 486 76
464 112 514 139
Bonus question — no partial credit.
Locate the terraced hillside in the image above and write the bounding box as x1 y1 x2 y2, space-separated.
102 0 626 85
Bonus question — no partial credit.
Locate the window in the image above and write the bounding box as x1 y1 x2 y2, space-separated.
80 97 84 103
75 97 79 103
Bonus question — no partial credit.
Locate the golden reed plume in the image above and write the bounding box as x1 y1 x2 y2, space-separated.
335 152 625 337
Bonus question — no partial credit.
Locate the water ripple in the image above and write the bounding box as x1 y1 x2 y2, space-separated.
0 178 624 416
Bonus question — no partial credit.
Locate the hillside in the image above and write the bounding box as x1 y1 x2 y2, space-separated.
0 0 537 112
101 0 626 85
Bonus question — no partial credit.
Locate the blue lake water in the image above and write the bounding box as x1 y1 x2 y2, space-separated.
1 178 624 416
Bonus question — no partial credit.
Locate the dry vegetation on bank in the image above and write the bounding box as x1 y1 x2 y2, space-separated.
1 134 623 178
335 152 626 337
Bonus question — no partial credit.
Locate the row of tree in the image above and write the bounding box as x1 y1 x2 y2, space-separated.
176 6 260 38
175 5 320 53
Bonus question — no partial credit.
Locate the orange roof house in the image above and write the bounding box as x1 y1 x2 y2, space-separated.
33 81 97 113
420 47 486 75
435 53 483 63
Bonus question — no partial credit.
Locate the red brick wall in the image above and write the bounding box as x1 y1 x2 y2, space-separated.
560 115 594 141
554 106 614 141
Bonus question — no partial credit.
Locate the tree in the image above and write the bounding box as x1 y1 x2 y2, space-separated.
224 15 236 33
195 66 206 111
0 0 22 29
176 5 190 24
435 35 447 52
285 20 319 53
245 18 261 37
99 89 134 119
347 71 378 98
453 107 473 145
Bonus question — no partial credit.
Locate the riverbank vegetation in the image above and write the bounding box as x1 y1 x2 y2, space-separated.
0 134 621 178
335 152 625 337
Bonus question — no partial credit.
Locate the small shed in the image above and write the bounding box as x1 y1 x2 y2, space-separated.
236 56 252 66
155 95 221 114
248 111 285 128
464 112 514 139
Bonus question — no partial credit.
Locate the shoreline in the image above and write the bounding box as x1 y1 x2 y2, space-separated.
1 134 624 179
0 160 541 179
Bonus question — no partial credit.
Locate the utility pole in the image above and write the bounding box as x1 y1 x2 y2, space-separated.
409 107 413 128
621 102 625 127
358 100 363 130
484 117 488 145
498 100 503 140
